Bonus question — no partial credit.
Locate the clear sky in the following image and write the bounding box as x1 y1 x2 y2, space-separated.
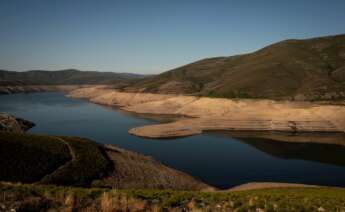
1 0 345 74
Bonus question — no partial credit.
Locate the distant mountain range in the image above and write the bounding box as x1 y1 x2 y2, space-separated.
0 69 145 86
124 34 345 100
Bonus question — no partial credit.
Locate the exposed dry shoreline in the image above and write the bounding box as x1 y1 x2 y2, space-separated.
67 86 345 143
227 182 320 191
2 86 344 191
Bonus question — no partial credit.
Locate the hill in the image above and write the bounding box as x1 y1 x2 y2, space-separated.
0 132 110 186
0 132 210 190
124 34 345 100
0 69 144 86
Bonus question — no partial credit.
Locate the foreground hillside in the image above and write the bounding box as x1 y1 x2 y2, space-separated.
125 34 345 101
1 183 344 211
0 132 210 191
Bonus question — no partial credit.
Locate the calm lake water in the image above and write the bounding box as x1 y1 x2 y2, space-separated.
1 92 345 189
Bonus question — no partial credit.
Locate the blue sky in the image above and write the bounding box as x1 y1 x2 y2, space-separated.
0 0 345 74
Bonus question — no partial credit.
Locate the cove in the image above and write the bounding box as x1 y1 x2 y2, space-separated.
1 92 345 189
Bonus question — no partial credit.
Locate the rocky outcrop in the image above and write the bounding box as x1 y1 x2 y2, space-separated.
0 113 35 133
68 87 345 140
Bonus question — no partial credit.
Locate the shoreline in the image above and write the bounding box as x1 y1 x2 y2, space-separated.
67 86 345 144
226 182 325 192
1 87 345 191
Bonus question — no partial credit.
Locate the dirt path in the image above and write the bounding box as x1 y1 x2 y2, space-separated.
37 137 76 183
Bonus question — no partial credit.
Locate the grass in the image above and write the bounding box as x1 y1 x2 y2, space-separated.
0 132 71 183
0 132 111 186
1 182 345 211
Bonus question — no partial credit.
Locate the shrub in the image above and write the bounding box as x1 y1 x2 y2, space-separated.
40 137 111 186
0 132 71 183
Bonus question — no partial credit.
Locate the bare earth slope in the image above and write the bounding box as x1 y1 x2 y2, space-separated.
96 145 212 191
68 87 345 142
124 34 345 101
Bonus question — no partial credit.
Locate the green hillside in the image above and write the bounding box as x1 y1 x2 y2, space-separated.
0 132 110 186
40 137 110 186
125 34 345 100
0 132 71 183
0 69 144 85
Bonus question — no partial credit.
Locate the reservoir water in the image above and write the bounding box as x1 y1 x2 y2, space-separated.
1 92 345 189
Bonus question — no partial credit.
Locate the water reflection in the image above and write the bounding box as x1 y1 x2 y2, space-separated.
209 131 345 167
1 92 345 188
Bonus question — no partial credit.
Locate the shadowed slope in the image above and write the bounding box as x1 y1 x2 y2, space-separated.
0 132 72 183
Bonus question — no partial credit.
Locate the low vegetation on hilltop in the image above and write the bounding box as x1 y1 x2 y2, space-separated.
0 132 71 183
40 137 111 186
0 132 110 186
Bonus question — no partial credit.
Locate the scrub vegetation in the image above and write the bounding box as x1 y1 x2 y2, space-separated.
0 132 71 183
125 34 345 101
40 137 111 186
0 132 110 186
1 183 344 211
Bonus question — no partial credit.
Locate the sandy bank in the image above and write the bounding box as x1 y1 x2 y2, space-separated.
68 86 345 142
228 182 320 191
